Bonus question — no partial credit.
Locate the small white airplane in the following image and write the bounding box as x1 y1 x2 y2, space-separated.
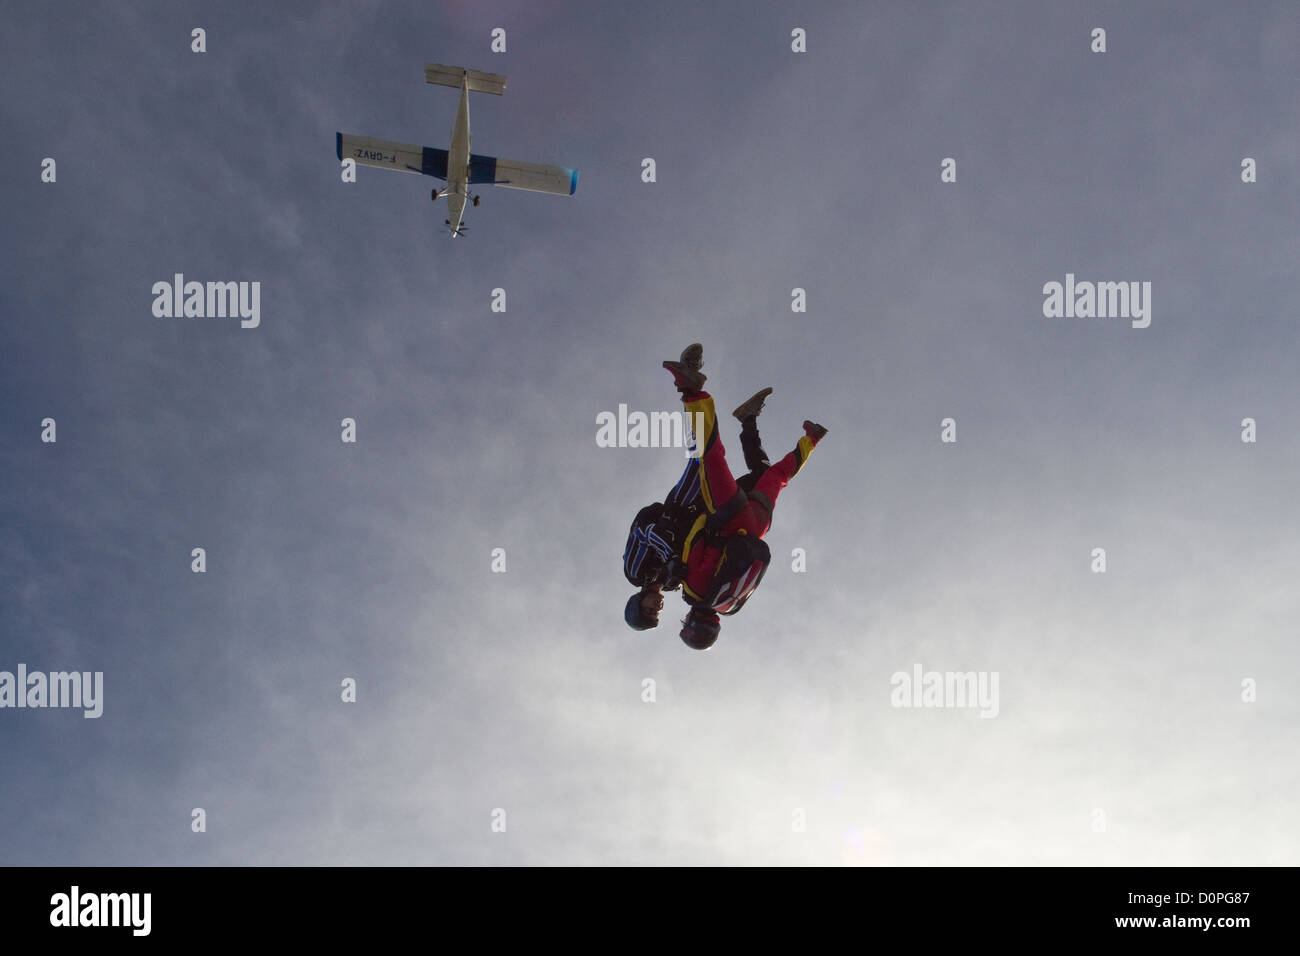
337 63 578 238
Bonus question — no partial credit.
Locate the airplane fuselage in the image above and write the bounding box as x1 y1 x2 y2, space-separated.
444 76 472 236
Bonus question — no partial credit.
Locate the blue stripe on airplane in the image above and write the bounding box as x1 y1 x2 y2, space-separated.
467 153 499 184
420 147 449 180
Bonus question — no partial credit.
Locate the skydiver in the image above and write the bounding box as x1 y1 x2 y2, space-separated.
622 343 827 649
621 345 771 627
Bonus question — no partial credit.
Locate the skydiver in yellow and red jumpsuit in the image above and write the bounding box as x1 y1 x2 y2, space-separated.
622 343 827 650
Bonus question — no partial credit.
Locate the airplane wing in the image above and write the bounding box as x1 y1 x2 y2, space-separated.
336 133 449 180
336 135 577 195
467 153 579 195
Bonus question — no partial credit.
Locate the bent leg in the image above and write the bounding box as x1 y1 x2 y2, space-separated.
738 417 771 476
735 417 770 495
750 431 819 515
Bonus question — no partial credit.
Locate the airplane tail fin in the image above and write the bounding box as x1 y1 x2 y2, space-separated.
424 63 507 95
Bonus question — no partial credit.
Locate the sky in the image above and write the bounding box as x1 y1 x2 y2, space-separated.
1 0 1297 866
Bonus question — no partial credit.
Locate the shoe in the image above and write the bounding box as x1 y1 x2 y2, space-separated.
802 420 828 442
663 360 706 392
679 343 703 372
732 387 773 421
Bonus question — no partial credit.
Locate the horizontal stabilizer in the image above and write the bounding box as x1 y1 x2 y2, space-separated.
424 63 507 95
467 153 579 196
337 133 449 180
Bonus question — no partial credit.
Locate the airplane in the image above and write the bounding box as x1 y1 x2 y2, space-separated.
336 63 578 238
